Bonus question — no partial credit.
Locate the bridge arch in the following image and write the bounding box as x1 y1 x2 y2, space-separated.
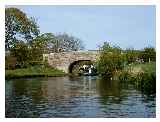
44 51 99 73
68 60 93 74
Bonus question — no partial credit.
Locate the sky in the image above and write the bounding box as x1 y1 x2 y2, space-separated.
9 5 156 50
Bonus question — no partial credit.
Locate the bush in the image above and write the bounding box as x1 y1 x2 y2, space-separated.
97 42 124 79
10 42 30 68
119 62 156 95
5 55 17 69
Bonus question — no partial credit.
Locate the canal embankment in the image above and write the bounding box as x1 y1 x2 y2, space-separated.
5 65 67 79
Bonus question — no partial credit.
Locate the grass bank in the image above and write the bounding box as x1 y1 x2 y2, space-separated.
118 62 156 94
6 65 66 79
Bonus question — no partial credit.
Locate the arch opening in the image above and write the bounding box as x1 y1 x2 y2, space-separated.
68 60 97 76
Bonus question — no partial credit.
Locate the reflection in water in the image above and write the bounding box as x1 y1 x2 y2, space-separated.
97 79 122 105
6 76 156 118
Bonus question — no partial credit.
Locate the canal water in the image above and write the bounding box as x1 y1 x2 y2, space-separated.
5 76 156 118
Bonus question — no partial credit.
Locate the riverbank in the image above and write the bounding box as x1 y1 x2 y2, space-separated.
5 65 66 79
118 62 156 94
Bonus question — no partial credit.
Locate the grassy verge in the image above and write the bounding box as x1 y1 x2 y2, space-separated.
6 65 66 79
118 62 156 94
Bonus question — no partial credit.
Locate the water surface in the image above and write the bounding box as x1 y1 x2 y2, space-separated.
5 76 156 117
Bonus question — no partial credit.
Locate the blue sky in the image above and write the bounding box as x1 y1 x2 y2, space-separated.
11 5 155 50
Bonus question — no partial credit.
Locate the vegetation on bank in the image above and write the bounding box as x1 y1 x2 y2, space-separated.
97 42 156 78
96 42 125 79
5 65 66 79
96 42 156 94
119 62 156 94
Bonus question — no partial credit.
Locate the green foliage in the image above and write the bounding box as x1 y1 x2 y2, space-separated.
97 42 124 78
139 47 156 62
123 47 156 64
6 65 66 79
119 62 156 95
125 48 138 64
5 54 17 69
30 34 50 61
31 33 55 53
10 42 30 68
5 7 39 50
97 42 156 95
7 41 45 69
31 32 85 53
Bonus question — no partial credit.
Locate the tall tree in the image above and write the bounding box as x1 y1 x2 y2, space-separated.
55 33 84 52
31 33 85 53
30 33 56 61
5 7 40 50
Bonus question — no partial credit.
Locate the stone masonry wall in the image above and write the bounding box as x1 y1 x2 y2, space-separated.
43 51 99 73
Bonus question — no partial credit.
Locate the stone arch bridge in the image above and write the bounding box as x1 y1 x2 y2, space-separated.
43 50 99 73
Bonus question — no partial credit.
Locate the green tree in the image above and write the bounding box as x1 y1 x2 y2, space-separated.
31 33 55 52
97 42 124 79
139 47 156 62
30 33 56 61
5 7 39 50
31 33 85 53
10 41 30 68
